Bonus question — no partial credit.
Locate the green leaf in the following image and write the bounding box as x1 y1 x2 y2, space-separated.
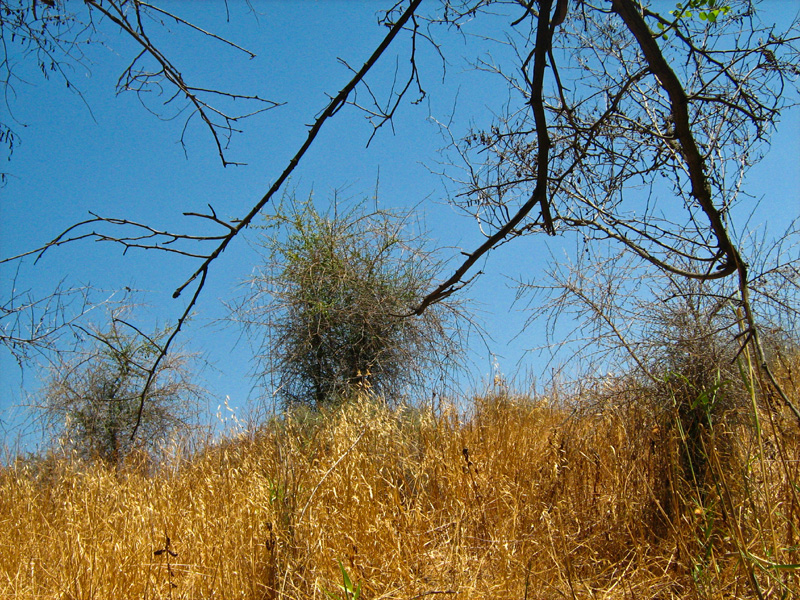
338 560 361 600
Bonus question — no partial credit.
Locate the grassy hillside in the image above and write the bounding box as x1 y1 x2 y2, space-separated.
1 384 798 599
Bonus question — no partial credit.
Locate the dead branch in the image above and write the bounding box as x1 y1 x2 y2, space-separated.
130 0 425 440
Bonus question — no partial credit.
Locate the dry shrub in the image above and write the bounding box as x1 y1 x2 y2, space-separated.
1 386 797 599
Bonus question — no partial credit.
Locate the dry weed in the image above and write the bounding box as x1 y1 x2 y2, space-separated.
1 387 797 599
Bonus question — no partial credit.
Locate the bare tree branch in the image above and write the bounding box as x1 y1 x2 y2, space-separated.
84 0 282 166
611 0 738 279
130 0 425 440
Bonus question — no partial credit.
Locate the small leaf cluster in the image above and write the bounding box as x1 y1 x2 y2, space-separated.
657 0 731 37
678 0 729 22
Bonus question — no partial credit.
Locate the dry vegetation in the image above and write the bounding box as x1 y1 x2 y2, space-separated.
2 377 798 600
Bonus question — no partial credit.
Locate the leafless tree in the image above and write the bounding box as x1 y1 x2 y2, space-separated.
418 0 800 422
3 1 799 438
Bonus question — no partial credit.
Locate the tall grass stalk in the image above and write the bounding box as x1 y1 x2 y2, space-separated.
2 385 797 599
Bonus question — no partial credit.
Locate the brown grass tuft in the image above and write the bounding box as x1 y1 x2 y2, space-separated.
2 385 798 599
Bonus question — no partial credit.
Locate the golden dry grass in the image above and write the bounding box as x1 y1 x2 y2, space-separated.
1 387 798 599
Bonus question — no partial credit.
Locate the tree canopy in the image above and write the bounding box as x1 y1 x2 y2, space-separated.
2 1 799 432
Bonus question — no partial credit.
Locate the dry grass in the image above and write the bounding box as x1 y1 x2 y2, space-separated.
1 385 798 599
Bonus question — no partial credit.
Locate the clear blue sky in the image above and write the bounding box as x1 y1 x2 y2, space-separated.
2 1 799 449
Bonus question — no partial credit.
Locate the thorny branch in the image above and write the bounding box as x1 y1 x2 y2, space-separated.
346 9 429 146
610 0 738 279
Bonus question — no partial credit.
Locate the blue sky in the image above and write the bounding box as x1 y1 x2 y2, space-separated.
2 1 799 448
